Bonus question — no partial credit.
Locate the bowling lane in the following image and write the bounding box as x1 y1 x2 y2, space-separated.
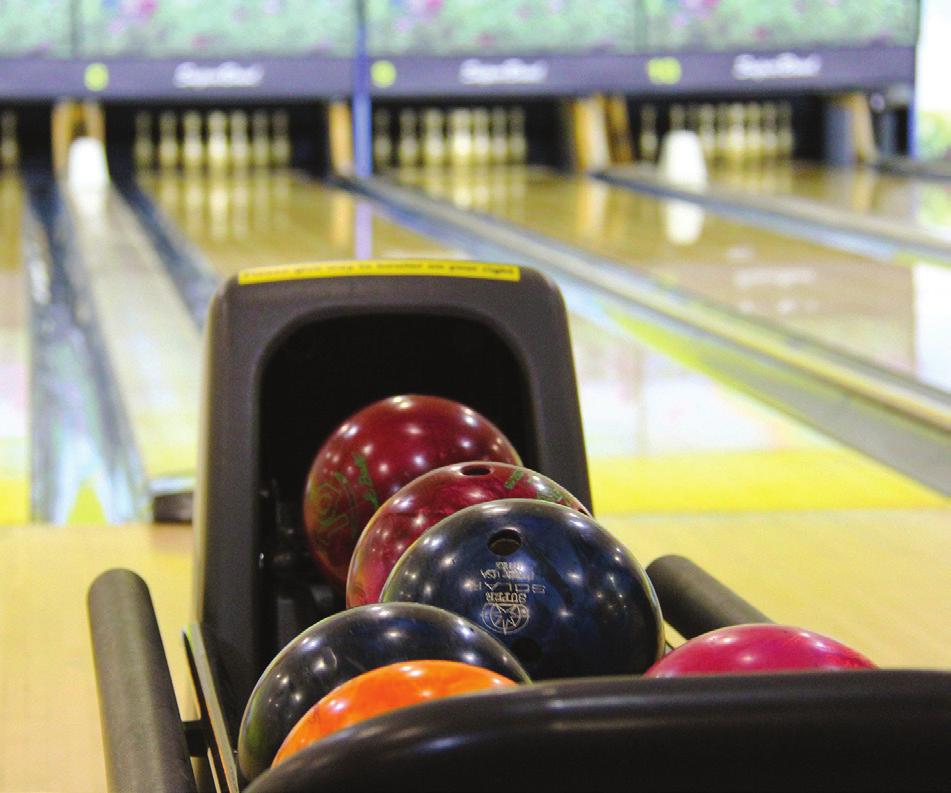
392 166 951 395
66 185 201 497
137 170 941 515
705 160 951 246
564 283 941 515
0 173 27 524
605 507 951 668
0 523 192 793
138 169 464 274
3 177 944 792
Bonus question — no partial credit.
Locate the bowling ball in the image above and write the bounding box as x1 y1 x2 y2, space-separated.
303 395 520 590
272 660 516 767
644 624 876 677
347 462 589 608
380 499 665 679
237 602 529 781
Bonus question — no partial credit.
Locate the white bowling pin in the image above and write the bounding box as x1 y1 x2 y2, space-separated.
230 110 251 171
397 109 420 167
157 111 180 170
206 111 229 173
182 111 206 172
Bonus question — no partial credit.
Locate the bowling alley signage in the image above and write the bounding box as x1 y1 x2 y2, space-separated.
731 52 823 82
57 57 352 99
172 62 265 90
458 58 550 87
368 46 914 97
0 49 914 99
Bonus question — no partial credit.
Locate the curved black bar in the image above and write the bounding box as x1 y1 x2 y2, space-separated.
87 569 198 793
647 554 771 637
247 670 950 792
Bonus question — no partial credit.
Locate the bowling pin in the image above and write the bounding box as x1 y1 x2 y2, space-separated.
397 109 420 168
777 101 795 160
230 110 251 171
697 104 716 164
639 105 658 163
658 129 707 190
373 108 393 170
657 129 707 244
508 107 527 165
449 108 474 167
67 136 110 193
745 102 763 163
669 104 686 132
761 102 779 161
687 104 701 134
724 103 746 166
206 111 229 173
133 111 154 171
157 111 180 170
271 110 292 168
714 103 730 162
421 108 446 168
181 111 205 172
0 111 18 169
489 106 508 165
471 107 491 166
252 110 271 168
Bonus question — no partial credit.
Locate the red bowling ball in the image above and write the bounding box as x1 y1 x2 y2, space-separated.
346 462 589 608
303 395 520 590
644 624 876 677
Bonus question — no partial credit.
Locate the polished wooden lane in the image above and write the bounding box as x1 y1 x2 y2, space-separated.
394 166 951 395
1 172 946 793
0 173 26 524
605 507 951 669
66 186 201 493
0 523 192 793
137 170 941 515
566 295 942 514
708 160 951 244
139 170 465 275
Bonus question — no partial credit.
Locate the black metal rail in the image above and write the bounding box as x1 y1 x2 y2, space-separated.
88 569 198 793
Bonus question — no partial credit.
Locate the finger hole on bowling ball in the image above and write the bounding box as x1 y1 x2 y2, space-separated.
511 637 541 665
488 528 521 556
461 464 492 477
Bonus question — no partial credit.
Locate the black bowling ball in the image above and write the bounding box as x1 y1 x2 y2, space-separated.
237 602 529 781
381 499 665 679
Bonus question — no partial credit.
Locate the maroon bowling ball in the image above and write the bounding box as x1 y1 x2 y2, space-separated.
645 624 876 677
303 395 520 590
346 462 589 608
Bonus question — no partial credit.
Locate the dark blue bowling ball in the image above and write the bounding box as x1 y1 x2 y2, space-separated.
380 499 664 680
238 602 529 780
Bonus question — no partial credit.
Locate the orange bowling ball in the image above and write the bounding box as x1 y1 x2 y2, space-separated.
272 659 517 766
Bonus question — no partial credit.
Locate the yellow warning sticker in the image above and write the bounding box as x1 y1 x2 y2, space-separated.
238 260 521 285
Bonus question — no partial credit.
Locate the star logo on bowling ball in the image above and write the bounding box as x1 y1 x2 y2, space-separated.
481 603 530 635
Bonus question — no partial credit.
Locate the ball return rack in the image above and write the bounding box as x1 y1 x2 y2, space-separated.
88 263 949 791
